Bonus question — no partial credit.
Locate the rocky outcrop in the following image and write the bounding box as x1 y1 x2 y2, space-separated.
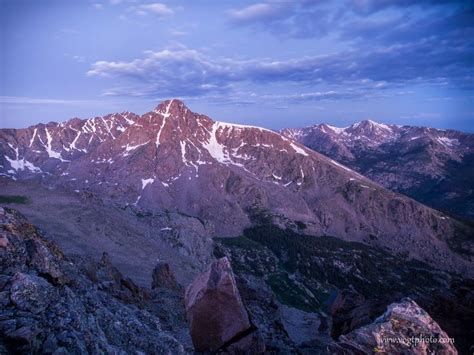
330 298 458 354
80 251 145 303
152 262 179 290
0 207 185 354
184 257 264 353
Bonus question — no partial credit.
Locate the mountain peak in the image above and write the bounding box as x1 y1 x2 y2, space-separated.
348 119 393 134
153 99 189 117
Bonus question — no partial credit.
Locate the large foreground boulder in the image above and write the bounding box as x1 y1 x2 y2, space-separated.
330 298 458 354
185 257 264 353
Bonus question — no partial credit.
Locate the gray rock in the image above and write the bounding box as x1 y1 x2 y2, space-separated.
225 329 266 354
42 334 59 354
25 238 67 285
10 272 55 314
330 298 458 354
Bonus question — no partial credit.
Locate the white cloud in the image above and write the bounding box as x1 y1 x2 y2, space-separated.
169 28 189 36
129 3 174 17
86 38 473 100
228 3 283 23
0 96 100 105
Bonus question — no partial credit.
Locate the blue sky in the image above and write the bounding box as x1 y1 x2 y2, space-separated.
1 0 473 131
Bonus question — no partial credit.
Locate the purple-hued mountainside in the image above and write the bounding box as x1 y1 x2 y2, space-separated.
281 120 474 221
0 100 473 276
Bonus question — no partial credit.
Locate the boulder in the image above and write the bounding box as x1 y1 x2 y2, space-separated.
184 257 252 352
24 238 66 285
10 272 55 314
330 298 458 354
225 328 266 354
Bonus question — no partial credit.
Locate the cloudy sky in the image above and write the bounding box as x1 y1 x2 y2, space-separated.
1 0 473 131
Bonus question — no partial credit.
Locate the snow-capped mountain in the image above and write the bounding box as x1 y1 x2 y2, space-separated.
281 120 474 221
1 101 472 275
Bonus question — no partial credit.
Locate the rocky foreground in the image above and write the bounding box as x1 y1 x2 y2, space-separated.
0 207 186 353
0 207 466 354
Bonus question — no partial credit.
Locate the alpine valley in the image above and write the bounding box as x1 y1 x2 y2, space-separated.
1 100 473 354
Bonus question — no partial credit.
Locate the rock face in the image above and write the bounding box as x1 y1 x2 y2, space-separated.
0 207 185 354
330 298 458 354
281 120 474 221
1 100 473 277
184 257 263 353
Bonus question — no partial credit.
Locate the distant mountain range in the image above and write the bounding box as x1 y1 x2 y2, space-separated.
1 100 472 276
281 120 474 221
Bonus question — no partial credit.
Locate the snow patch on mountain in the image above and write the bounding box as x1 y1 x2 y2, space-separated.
203 122 228 163
29 128 37 147
437 137 459 147
44 128 70 162
141 178 155 190
5 144 42 173
290 142 309 156
124 141 149 154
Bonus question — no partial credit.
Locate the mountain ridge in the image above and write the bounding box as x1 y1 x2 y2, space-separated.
1 100 473 276
281 119 474 221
